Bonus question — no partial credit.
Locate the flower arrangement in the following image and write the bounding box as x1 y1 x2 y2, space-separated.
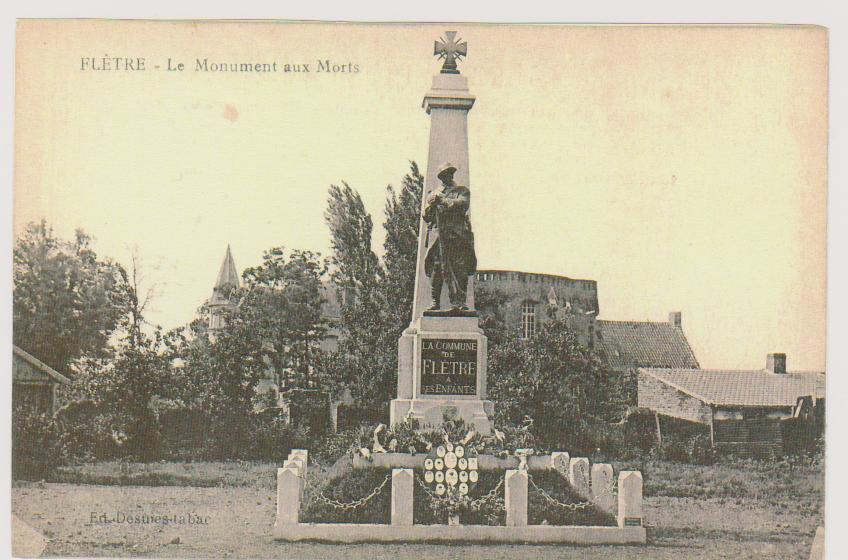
357 417 542 458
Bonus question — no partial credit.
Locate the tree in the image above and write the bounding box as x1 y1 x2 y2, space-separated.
203 248 333 443
487 318 616 453
236 247 330 390
68 252 169 459
381 162 424 339
323 163 424 411
475 284 512 347
216 248 331 448
325 182 382 294
13 221 126 374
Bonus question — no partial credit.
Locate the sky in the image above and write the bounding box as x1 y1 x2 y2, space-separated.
14 21 827 371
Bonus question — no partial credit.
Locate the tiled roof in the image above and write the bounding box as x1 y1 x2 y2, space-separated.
594 320 699 370
785 372 826 400
640 367 825 407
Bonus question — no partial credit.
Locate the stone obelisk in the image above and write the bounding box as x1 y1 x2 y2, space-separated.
389 31 493 434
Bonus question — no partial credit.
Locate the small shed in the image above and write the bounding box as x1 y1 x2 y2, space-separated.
638 353 824 457
13 345 71 414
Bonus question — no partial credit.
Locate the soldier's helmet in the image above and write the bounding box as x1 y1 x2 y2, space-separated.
437 162 458 182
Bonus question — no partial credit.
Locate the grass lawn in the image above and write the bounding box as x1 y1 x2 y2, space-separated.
50 460 279 489
12 457 823 559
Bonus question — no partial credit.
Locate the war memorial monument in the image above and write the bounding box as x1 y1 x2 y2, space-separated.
272 31 646 545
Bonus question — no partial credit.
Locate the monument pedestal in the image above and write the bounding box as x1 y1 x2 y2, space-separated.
390 314 493 434
390 41 494 433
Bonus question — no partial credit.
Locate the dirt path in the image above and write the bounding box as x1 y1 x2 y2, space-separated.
12 482 819 559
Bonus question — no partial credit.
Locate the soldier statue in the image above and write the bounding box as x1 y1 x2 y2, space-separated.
424 162 477 311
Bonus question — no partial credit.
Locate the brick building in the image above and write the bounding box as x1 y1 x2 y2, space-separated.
474 269 698 371
474 269 599 344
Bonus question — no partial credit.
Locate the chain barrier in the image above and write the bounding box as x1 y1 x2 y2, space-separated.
415 473 505 511
528 472 618 512
296 466 616 514
302 473 391 511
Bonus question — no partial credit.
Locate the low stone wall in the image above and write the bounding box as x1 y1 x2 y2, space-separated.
274 448 645 545
273 523 646 544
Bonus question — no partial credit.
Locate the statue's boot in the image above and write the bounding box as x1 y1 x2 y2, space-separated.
450 289 467 312
428 275 443 310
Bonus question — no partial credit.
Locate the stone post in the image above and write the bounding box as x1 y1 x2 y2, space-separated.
289 449 308 477
591 463 615 512
617 471 643 528
504 469 528 527
276 466 301 526
568 457 591 498
391 468 414 526
283 458 305 499
551 451 570 474
809 526 824 560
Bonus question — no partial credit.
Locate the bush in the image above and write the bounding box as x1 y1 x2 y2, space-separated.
658 440 691 463
12 405 56 480
243 411 310 462
527 470 616 526
621 407 660 452
310 426 372 466
413 468 505 526
300 467 392 524
689 433 716 465
53 401 125 462
301 465 615 526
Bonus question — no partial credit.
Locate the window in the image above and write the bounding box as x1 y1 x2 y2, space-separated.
521 301 537 339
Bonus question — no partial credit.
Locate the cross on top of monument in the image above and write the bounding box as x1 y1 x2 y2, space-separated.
434 31 467 74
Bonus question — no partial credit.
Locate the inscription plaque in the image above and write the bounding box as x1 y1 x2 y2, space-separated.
420 338 478 396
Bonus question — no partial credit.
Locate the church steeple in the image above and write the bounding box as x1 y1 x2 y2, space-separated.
208 245 239 332
213 245 239 294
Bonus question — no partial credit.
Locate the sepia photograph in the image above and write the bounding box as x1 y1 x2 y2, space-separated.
7 17 830 559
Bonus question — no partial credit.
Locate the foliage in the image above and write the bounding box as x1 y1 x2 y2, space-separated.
300 467 393 524
244 411 310 462
300 463 613 527
380 162 425 353
415 468 504 525
12 405 56 480
475 285 512 347
59 248 170 460
620 407 661 453
169 247 335 449
235 247 331 392
324 163 424 410
13 221 126 375
487 319 617 453
160 328 218 412
51 400 125 463
309 427 373 466
325 183 382 294
69 331 170 459
527 470 616 526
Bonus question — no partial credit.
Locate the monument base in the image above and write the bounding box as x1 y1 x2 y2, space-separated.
422 308 478 318
391 314 494 435
389 397 494 434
